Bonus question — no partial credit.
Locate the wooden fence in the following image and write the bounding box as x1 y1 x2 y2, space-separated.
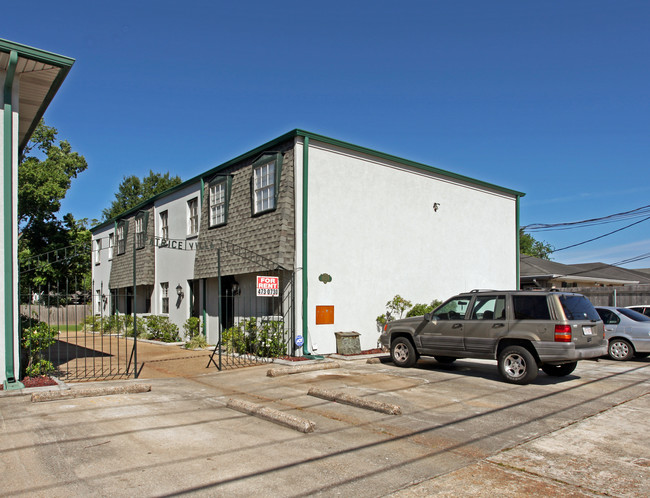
20 304 91 326
572 284 650 307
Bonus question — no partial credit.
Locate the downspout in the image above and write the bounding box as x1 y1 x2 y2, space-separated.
516 195 521 290
301 136 310 355
300 136 322 358
3 50 23 389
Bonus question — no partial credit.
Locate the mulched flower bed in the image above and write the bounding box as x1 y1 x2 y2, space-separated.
0 375 57 390
339 348 384 356
274 349 386 362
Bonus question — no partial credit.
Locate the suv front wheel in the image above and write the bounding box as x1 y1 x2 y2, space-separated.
498 345 538 384
391 337 418 368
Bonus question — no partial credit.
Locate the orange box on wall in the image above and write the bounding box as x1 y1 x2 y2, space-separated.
315 305 334 325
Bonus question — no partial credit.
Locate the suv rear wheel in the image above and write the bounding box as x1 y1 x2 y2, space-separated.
498 345 538 384
541 362 577 377
391 337 417 368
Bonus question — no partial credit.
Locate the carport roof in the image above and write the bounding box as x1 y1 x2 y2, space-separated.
0 38 75 152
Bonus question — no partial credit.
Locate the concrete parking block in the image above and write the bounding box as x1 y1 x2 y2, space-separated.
226 398 316 433
308 387 402 415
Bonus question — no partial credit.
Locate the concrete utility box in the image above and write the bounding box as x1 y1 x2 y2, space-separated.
334 331 361 355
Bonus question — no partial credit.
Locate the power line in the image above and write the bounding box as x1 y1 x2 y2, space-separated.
523 203 650 232
551 215 650 253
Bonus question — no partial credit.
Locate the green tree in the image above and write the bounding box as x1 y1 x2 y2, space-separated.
519 229 554 260
102 170 182 220
19 121 87 233
18 121 91 296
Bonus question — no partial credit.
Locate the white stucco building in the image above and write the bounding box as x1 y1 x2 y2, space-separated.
92 130 524 356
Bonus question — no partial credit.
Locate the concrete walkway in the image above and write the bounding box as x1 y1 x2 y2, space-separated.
1 356 648 496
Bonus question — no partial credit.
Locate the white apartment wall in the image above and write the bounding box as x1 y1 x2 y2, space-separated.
154 182 202 335
91 224 114 316
303 141 518 354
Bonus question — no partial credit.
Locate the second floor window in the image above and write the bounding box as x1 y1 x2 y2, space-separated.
160 210 169 240
188 198 199 235
135 215 145 249
116 222 126 255
209 182 226 227
94 239 101 265
108 233 114 260
253 160 275 214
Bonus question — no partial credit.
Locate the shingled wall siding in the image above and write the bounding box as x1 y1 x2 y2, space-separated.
193 140 295 278
109 206 156 289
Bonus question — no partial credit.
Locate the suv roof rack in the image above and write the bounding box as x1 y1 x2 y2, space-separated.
468 289 497 293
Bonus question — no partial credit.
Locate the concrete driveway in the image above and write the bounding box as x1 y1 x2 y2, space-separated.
1 355 648 497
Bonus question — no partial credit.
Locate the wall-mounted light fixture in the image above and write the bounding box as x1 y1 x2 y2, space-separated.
176 284 184 299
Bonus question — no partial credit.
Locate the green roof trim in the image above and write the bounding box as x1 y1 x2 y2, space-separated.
92 129 525 231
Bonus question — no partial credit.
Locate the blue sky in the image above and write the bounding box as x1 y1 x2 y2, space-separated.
5 0 649 268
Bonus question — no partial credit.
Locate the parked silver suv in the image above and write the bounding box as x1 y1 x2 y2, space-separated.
379 290 606 384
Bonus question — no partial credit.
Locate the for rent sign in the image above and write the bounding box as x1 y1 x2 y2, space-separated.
256 276 279 297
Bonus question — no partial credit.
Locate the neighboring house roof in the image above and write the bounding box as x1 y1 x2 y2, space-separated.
91 129 525 232
520 255 648 286
0 38 75 152
571 262 650 285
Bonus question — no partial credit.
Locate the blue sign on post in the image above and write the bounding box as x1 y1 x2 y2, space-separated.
295 335 304 347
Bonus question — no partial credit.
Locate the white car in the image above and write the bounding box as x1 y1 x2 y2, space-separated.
596 306 650 360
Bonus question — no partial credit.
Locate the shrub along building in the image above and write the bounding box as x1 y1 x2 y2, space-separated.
91 130 524 356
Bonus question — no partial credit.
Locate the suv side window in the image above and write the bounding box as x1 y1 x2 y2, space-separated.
433 298 470 320
512 295 550 320
470 295 506 320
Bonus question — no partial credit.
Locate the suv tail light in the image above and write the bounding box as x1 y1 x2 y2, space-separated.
554 324 572 342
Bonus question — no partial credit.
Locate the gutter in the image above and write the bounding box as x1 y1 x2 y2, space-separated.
299 136 323 359
3 50 23 389
516 197 521 290
301 136 310 355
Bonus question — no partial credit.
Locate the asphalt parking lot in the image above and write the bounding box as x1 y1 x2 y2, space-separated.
1 355 648 497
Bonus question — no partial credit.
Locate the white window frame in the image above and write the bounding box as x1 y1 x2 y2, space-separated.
94 239 101 265
253 160 275 214
187 198 199 236
117 223 126 255
160 210 169 240
108 233 114 260
135 216 144 249
209 182 226 227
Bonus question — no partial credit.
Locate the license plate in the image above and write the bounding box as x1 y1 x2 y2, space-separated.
582 326 593 336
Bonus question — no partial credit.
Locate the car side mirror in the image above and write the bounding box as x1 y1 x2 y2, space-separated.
424 312 436 323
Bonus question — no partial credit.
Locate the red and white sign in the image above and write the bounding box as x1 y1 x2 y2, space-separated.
256 276 279 297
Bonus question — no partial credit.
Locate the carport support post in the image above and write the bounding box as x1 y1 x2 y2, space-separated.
3 50 23 390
